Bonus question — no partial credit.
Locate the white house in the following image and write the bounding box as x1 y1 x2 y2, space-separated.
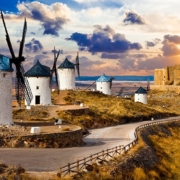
24 60 51 106
0 54 13 125
57 58 75 90
96 74 113 95
134 86 147 104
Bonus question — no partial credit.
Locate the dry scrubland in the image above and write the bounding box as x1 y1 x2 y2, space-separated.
54 89 180 130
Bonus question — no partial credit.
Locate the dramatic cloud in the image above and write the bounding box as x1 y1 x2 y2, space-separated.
25 38 43 53
66 25 142 54
16 2 70 36
123 11 146 25
162 35 180 56
164 35 180 44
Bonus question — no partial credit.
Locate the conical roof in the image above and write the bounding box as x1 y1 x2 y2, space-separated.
0 54 13 72
96 74 111 82
25 60 50 77
135 86 147 94
58 58 75 69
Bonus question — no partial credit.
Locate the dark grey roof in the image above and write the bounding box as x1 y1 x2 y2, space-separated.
135 86 147 94
58 58 75 69
24 60 50 77
0 54 13 72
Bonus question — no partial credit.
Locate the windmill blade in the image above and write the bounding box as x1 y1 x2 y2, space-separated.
19 18 27 58
75 52 80 78
109 77 114 89
54 67 60 94
20 65 33 106
15 76 24 107
1 11 16 59
50 48 60 93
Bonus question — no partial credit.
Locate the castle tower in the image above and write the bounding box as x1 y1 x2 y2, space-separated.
96 74 112 95
24 60 51 106
57 58 75 90
134 86 147 104
0 55 13 125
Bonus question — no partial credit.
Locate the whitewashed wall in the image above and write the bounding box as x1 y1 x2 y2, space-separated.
57 69 75 90
134 94 147 104
0 71 13 125
25 77 51 106
96 82 111 95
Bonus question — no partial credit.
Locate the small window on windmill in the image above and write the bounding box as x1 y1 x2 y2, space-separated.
3 73 6 77
101 87 102 89
36 86 39 90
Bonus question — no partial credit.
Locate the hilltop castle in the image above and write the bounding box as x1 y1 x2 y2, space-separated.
152 65 180 92
154 65 180 85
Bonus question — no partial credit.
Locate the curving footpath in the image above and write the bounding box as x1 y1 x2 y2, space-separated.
0 116 179 172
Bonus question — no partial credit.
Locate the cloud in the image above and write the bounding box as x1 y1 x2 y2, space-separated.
164 35 180 44
14 1 70 36
145 41 156 47
123 11 146 25
66 25 142 54
25 38 43 53
161 35 180 56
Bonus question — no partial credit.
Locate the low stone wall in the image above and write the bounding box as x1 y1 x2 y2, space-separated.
0 128 85 148
151 85 180 93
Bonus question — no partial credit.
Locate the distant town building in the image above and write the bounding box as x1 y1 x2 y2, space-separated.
24 60 51 106
57 58 75 90
0 54 13 125
96 74 113 95
134 86 147 104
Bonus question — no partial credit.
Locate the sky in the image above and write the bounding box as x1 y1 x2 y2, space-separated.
0 0 180 76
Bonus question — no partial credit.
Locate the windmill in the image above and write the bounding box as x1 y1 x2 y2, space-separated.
1 11 33 107
50 47 61 93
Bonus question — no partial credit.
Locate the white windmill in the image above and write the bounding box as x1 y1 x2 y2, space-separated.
24 60 52 106
96 74 114 95
0 11 33 124
57 52 80 90
134 86 147 104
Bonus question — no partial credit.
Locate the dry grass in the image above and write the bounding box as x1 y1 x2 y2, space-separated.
56 90 178 129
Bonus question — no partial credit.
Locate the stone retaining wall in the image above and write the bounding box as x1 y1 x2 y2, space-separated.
0 128 84 148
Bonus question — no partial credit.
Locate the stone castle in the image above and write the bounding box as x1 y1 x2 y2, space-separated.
154 65 180 85
151 65 180 92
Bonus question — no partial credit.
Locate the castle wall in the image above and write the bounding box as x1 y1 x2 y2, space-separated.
151 85 180 93
154 69 166 85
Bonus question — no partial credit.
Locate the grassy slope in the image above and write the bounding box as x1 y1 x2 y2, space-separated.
56 90 180 129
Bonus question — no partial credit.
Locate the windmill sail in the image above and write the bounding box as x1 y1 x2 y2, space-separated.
50 47 60 93
75 52 80 79
109 77 114 89
1 11 33 107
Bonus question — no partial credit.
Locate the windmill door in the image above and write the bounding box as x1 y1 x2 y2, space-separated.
35 95 40 104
